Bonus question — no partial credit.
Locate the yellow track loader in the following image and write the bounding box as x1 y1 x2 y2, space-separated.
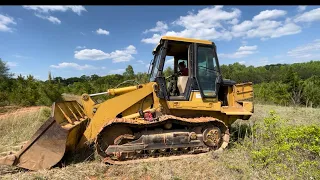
0 36 254 171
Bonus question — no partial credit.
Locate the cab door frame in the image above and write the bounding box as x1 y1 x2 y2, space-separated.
154 41 195 101
167 43 195 101
193 42 223 99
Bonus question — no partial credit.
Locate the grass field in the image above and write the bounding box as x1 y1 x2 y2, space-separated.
0 104 319 180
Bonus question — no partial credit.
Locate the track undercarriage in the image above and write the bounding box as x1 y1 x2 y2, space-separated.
95 115 230 164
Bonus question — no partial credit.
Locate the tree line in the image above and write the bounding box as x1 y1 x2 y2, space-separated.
0 58 320 107
220 61 320 107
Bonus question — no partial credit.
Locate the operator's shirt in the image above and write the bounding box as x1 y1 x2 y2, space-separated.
181 68 188 76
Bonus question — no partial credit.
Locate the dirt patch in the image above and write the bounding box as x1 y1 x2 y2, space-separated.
0 106 48 120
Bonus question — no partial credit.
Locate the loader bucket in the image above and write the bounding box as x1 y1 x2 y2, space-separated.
0 101 89 171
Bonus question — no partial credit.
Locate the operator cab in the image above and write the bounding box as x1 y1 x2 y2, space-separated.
148 36 222 101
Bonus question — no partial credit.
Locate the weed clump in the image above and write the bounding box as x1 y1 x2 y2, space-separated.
250 110 320 179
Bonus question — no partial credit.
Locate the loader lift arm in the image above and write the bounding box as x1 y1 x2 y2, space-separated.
78 83 158 148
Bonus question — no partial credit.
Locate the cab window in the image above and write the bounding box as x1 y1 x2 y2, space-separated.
149 48 163 82
197 46 217 97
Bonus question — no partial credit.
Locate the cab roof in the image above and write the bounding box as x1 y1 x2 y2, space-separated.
153 36 213 54
161 36 213 45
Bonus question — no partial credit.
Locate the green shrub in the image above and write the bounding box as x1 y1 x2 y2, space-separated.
250 111 320 179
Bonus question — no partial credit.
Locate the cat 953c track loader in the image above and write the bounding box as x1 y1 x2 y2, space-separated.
0 36 254 171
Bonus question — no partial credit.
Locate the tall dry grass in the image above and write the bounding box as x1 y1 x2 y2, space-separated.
0 107 51 153
0 104 319 180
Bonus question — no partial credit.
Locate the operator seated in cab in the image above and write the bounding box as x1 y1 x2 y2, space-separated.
178 61 188 76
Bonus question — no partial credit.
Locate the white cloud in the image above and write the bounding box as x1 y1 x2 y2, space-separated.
22 6 87 15
287 39 320 59
238 45 257 51
0 14 16 32
75 49 109 60
297 6 307 12
244 20 281 38
12 54 30 59
227 18 239 25
144 21 168 34
141 34 162 44
270 23 301 38
23 6 86 24
173 6 240 29
232 20 254 33
96 28 110 35
6 61 18 67
142 6 240 44
163 58 174 69
166 58 174 65
294 8 320 23
76 46 86 49
50 62 96 70
107 45 137 62
108 69 125 74
142 7 302 44
234 19 301 39
137 60 145 64
232 14 301 40
238 61 246 65
74 45 137 63
219 45 258 59
80 32 85 35
252 9 287 21
35 14 61 24
244 21 301 39
167 28 233 41
219 51 255 59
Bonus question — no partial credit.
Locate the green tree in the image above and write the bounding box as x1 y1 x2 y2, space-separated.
163 66 174 77
0 59 13 106
2 59 320 108
80 75 90 82
38 80 64 106
9 74 41 106
0 58 11 79
254 82 290 106
53 76 64 84
48 71 52 83
135 72 149 84
283 67 304 105
303 75 320 108
123 65 135 79
90 74 100 81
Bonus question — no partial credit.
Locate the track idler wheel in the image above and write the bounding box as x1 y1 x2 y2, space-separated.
203 127 222 148
202 123 230 151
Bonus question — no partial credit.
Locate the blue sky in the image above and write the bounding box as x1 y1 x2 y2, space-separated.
0 5 320 80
